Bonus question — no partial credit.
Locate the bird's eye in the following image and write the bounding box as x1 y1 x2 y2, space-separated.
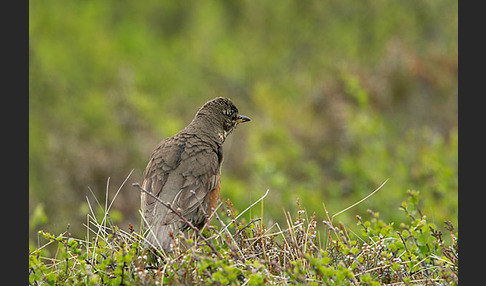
223 109 236 117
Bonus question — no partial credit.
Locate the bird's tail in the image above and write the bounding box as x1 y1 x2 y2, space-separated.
144 222 182 252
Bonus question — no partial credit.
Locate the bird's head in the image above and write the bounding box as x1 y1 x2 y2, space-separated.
194 97 251 143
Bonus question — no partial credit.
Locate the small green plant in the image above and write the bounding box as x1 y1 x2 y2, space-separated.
30 181 457 285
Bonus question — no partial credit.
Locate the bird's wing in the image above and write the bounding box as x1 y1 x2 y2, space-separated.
141 135 221 229
161 142 221 228
140 137 180 224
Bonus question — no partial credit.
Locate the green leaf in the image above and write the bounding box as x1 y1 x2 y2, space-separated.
417 234 427 246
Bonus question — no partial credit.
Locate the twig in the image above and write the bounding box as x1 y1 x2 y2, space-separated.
332 178 389 221
64 224 71 276
133 182 222 258
217 189 270 237
397 231 409 254
189 190 210 229
189 190 219 255
212 210 245 260
233 218 262 239
322 220 350 248
133 183 200 232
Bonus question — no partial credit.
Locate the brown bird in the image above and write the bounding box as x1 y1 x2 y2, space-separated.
140 97 250 251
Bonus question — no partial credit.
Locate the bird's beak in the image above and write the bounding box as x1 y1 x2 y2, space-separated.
237 115 251 123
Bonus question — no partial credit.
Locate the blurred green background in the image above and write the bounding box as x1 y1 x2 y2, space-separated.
29 1 457 244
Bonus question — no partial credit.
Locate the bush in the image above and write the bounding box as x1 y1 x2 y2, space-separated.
29 185 457 285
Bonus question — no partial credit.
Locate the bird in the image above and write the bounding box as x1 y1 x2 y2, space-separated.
140 97 250 251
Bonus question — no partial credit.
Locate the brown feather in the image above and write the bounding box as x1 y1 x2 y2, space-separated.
140 97 249 251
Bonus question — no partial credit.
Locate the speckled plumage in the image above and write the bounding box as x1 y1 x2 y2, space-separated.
141 97 250 251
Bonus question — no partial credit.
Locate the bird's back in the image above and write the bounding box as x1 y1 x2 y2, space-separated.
141 130 222 250
139 97 250 251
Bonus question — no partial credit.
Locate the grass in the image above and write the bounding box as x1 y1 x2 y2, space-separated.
29 174 458 285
